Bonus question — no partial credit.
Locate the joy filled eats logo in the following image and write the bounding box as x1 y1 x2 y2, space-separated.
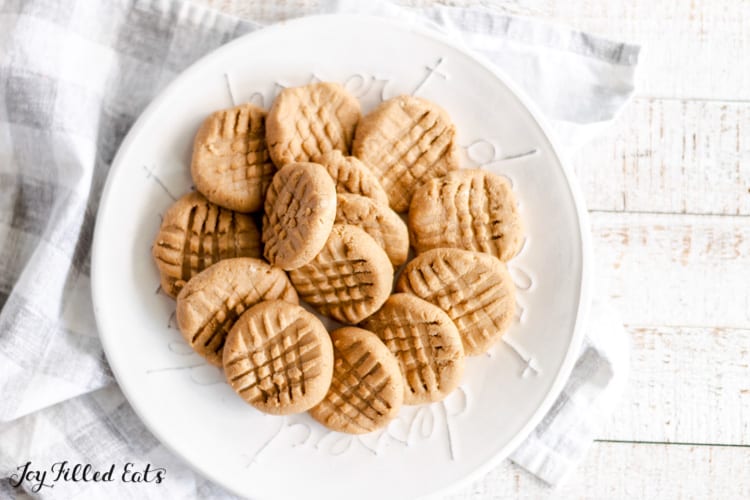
9 461 166 493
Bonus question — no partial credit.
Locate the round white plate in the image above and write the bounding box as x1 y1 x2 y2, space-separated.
92 14 591 500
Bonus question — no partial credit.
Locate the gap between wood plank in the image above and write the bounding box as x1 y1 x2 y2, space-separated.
595 439 750 449
636 95 750 104
589 209 750 219
623 322 750 331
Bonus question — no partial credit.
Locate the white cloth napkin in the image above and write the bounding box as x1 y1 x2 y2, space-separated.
0 0 637 497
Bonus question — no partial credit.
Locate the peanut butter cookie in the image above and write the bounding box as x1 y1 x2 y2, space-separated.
410 169 523 261
223 300 333 415
262 162 337 270
289 224 393 324
266 82 360 166
309 327 403 434
191 103 275 212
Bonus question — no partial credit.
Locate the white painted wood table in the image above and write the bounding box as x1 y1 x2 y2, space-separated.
200 1 750 498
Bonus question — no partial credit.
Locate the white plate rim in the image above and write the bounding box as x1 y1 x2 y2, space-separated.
91 13 593 498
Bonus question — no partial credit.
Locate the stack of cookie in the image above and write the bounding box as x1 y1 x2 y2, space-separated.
151 82 522 435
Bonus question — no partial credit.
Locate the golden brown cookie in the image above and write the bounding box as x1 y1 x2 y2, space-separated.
362 294 464 405
352 95 459 212
311 150 388 206
152 192 261 298
289 224 393 324
175 258 298 366
396 248 515 356
309 327 403 434
335 193 409 266
266 82 361 167
409 169 523 261
223 300 333 415
262 162 337 270
191 103 275 212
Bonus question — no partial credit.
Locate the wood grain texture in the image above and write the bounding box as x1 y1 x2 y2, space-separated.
447 441 750 499
601 325 750 445
592 212 750 327
576 98 750 215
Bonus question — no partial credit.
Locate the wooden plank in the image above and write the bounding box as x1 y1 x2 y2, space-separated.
447 441 750 499
575 98 750 215
600 325 750 445
591 211 750 328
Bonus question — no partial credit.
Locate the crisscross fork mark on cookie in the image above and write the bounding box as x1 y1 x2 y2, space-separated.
223 301 332 414
312 151 389 206
289 224 393 323
290 91 348 160
262 162 337 270
410 169 523 261
416 260 504 351
325 345 391 430
362 294 464 404
153 192 260 297
267 83 361 166
334 193 409 266
289 225 393 324
424 174 496 252
188 276 289 355
176 258 298 366
466 173 496 254
354 96 458 212
192 103 275 212
292 257 373 320
212 105 273 186
263 168 308 257
377 109 452 202
397 249 515 355
377 317 441 397
225 318 322 406
189 282 242 354
180 207 245 275
262 162 336 270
